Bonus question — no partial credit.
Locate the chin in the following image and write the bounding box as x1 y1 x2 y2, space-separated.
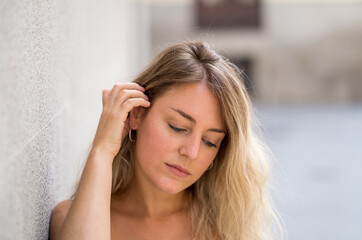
156 178 189 195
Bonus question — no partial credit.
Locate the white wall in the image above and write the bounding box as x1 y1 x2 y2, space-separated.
0 0 149 239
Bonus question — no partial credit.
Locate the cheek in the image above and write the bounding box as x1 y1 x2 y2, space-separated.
191 151 217 177
198 155 214 171
147 122 170 151
136 115 175 164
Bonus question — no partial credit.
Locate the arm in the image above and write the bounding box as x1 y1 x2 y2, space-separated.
51 148 114 240
50 83 150 240
49 200 72 240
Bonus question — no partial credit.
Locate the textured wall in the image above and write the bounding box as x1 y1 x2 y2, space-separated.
0 0 148 239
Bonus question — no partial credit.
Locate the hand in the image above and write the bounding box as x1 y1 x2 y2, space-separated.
91 82 150 158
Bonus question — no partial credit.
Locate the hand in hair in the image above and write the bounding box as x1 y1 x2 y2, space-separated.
50 82 150 240
92 82 150 158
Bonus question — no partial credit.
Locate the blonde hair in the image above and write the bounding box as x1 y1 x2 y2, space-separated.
111 41 281 239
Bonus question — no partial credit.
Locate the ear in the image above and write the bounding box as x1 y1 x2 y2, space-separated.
129 107 146 130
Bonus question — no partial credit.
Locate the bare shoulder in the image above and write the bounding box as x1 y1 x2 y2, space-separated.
49 199 73 240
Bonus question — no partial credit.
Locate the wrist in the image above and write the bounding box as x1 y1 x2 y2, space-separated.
89 145 116 164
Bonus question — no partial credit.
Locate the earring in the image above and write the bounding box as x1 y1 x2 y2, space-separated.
129 129 135 142
207 161 213 171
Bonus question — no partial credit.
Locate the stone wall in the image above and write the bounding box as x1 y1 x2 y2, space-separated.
0 0 148 239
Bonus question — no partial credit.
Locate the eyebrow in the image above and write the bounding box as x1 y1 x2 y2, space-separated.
170 107 225 134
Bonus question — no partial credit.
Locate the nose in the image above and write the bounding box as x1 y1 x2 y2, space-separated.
179 134 200 160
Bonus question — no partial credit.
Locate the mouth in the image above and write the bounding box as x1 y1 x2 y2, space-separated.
165 163 191 178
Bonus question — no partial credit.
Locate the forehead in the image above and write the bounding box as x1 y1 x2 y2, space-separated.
152 83 225 129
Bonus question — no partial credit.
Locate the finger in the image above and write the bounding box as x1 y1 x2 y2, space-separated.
119 98 151 121
109 82 145 99
125 82 145 92
114 89 149 106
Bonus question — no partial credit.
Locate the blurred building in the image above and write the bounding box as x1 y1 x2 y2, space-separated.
147 0 362 105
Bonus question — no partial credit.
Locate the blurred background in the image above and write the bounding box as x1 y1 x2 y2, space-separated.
1 0 362 239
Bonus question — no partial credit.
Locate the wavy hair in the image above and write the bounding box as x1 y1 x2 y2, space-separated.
111 41 281 240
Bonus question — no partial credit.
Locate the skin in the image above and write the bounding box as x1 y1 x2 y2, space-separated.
49 81 225 240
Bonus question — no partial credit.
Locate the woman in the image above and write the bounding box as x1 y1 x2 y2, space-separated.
50 42 280 240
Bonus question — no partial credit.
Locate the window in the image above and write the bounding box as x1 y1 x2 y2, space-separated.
196 0 261 29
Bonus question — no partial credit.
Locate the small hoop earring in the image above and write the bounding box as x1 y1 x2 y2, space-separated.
129 129 135 142
207 161 213 171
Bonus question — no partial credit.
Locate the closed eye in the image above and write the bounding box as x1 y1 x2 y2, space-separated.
202 139 217 148
168 123 187 133
169 123 217 148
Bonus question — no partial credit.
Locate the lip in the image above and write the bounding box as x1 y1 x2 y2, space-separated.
165 163 191 178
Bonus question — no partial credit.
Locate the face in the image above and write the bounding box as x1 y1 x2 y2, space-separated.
132 82 226 194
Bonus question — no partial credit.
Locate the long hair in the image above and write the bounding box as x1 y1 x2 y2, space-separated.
111 41 281 239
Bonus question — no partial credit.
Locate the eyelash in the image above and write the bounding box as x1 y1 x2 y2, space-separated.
168 123 186 133
168 123 217 148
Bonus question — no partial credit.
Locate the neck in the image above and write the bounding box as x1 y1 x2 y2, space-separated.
114 176 190 219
